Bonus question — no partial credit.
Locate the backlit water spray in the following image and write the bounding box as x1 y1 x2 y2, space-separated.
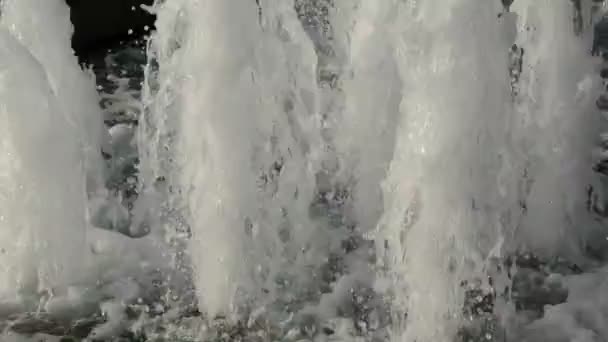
0 0 97 307
143 0 602 340
0 0 606 341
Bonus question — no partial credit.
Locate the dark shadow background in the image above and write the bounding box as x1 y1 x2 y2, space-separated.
67 0 155 60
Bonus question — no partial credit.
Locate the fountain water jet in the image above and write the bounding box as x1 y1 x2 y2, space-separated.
0 29 87 307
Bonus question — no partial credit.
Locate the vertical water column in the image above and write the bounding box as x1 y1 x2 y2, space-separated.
1 0 106 196
378 1 516 340
0 29 87 303
146 0 324 319
511 0 600 259
333 0 402 240
0 0 104 309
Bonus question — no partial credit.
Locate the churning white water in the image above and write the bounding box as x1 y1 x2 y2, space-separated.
0 0 95 307
0 1 169 341
1 0 608 341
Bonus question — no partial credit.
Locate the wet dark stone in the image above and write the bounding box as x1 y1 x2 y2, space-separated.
458 252 591 341
59 337 77 342
7 313 106 338
66 0 155 60
593 160 608 175
511 269 568 312
593 16 608 55
457 315 504 342
464 287 495 316
322 326 335 335
70 316 106 338
9 315 68 336
598 95 608 110
501 0 514 11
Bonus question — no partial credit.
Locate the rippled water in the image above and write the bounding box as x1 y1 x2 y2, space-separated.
1 0 608 341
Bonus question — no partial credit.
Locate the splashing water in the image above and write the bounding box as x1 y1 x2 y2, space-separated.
141 0 602 340
0 0 103 308
374 1 518 340
1 0 607 341
0 26 87 308
0 1 169 340
1 0 106 194
509 0 600 259
144 0 326 319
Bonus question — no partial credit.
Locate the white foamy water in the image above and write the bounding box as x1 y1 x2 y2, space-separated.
0 1 168 340
141 0 606 340
144 0 326 320
510 0 600 259
1 0 107 194
0 0 606 341
373 1 519 340
0 26 87 306
0 0 102 307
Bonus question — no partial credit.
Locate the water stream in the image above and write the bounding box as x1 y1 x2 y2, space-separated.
1 0 608 341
